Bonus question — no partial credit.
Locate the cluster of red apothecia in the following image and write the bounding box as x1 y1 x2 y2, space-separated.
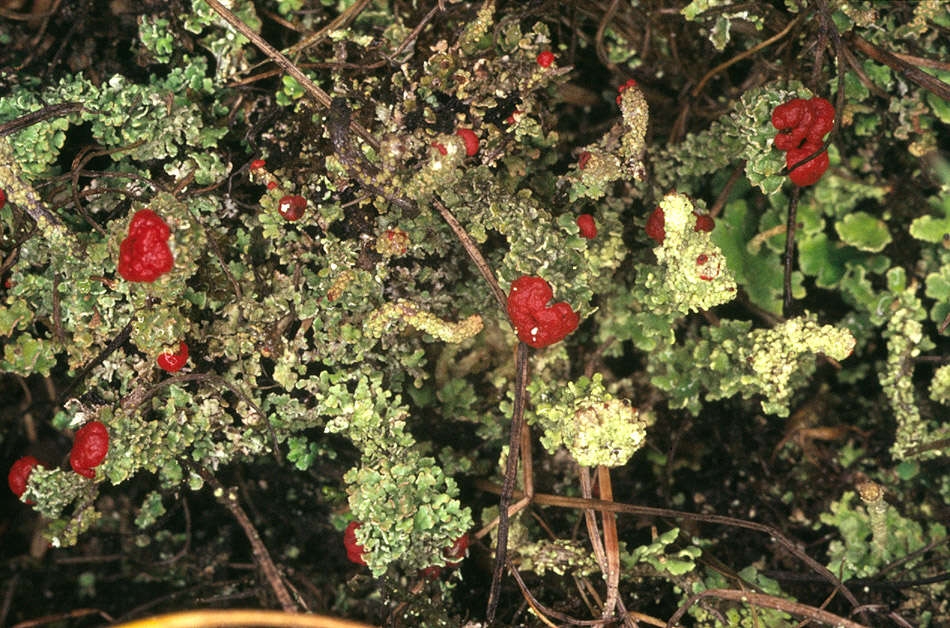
507 276 580 349
9 421 110 501
771 97 835 187
343 520 470 579
8 205 186 501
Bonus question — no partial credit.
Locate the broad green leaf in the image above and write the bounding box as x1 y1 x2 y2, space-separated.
835 211 891 252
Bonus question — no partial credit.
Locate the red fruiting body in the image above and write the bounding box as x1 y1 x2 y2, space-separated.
70 421 109 479
0 188 5 209
250 159 266 170
616 78 638 104
8 456 41 502
157 341 189 373
772 97 834 187
507 276 579 349
277 195 306 221
693 212 715 233
578 151 591 170
456 129 479 156
343 521 367 566
577 214 597 239
645 207 665 244
536 51 555 68
444 533 470 566
786 147 830 187
118 209 174 283
697 254 708 265
432 141 447 155
505 110 523 125
421 533 471 579
266 181 278 190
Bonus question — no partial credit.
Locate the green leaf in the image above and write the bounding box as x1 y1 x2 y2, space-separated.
798 233 867 287
713 199 784 313
835 211 892 252
909 192 950 243
0 300 32 336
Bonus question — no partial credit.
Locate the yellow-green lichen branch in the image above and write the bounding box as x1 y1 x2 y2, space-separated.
365 300 483 343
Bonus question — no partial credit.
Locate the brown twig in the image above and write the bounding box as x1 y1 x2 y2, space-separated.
194 468 297 612
202 0 379 152
508 561 618 626
596 465 623 623
0 102 87 138
691 13 802 98
782 186 800 317
667 588 868 628
432 198 508 311
10 608 115 628
708 164 744 219
189 208 242 299
474 480 861 609
55 321 134 406
68 140 147 238
594 0 620 71
486 341 530 624
847 33 950 103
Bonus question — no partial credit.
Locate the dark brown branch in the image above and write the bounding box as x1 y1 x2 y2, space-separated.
432 198 508 311
486 341 530 624
0 102 86 138
56 321 133 406
194 468 297 612
847 33 950 103
202 0 380 152
782 186 800 317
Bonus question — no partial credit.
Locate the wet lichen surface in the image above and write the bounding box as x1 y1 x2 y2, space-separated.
1 1 950 626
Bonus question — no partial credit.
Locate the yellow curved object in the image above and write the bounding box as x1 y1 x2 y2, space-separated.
111 609 379 628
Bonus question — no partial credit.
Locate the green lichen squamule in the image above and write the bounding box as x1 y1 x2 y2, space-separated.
929 364 950 405
365 300 483 344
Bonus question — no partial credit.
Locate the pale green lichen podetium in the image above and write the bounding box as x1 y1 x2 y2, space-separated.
617 80 648 180
882 306 936 460
365 300 484 343
856 481 889 559
572 79 649 200
649 192 737 313
455 0 494 54
741 313 854 416
531 374 649 468
513 539 598 577
0 136 72 251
